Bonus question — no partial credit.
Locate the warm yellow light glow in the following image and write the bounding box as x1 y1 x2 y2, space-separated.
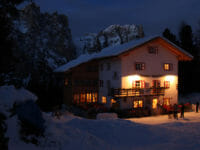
163 98 170 106
127 75 141 86
133 100 143 108
165 75 175 83
122 75 141 88
164 64 170 70
111 99 116 104
152 98 158 109
128 75 141 81
102 96 107 104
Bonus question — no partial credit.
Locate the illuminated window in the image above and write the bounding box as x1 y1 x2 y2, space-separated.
73 94 79 104
163 98 170 106
102 96 107 104
80 93 86 103
164 63 173 71
135 63 145 70
152 98 158 109
164 81 170 88
111 99 116 104
92 93 97 102
64 79 68 86
133 100 143 108
86 93 92 103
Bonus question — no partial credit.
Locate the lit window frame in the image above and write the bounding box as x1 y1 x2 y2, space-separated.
163 63 173 71
152 98 158 109
102 96 107 104
163 98 170 106
133 100 143 108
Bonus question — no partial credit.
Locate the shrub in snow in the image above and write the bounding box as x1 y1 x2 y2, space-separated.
16 100 45 144
0 85 37 114
0 112 9 150
96 113 118 120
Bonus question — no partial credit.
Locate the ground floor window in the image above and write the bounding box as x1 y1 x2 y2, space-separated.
102 96 107 104
152 98 158 109
73 92 97 104
163 98 170 106
133 100 143 108
73 94 79 104
111 99 116 104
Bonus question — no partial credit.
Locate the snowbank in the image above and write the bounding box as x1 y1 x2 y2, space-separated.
96 113 118 120
0 85 37 112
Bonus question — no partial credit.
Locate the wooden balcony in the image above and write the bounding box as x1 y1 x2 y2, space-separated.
111 87 167 97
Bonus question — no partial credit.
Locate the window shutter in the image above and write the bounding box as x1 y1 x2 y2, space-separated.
170 64 173 71
164 81 170 88
152 80 155 87
132 81 136 88
141 80 145 88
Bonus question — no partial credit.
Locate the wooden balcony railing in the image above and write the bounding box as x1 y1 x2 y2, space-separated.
111 87 167 97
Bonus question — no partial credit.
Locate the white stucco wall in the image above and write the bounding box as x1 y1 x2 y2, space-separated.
98 57 121 106
99 41 179 109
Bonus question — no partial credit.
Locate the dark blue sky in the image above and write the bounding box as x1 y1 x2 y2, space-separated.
35 0 200 37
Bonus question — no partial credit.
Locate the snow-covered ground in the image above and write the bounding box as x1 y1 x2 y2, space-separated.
1 85 200 150
40 112 200 150
6 111 200 150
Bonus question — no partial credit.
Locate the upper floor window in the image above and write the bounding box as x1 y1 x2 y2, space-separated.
148 46 158 54
113 71 118 80
135 62 145 70
100 63 104 71
152 80 160 88
132 80 145 88
163 63 173 71
107 63 110 71
164 81 170 88
99 80 104 87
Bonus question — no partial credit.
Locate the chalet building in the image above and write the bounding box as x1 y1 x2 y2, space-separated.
55 36 193 110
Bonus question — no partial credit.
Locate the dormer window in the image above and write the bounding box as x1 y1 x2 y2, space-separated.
148 46 158 54
135 62 145 70
163 63 173 71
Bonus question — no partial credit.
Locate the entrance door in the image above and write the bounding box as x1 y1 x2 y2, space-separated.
152 98 158 109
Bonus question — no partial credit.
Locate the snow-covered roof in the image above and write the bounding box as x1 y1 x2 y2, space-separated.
54 35 193 73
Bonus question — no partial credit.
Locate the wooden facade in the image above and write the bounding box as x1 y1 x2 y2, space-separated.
63 60 99 105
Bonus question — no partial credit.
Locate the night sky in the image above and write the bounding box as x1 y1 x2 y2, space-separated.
35 0 200 37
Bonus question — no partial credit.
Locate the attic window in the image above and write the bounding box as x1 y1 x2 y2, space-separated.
148 46 158 54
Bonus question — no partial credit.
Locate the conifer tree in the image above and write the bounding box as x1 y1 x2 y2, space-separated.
162 28 179 45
